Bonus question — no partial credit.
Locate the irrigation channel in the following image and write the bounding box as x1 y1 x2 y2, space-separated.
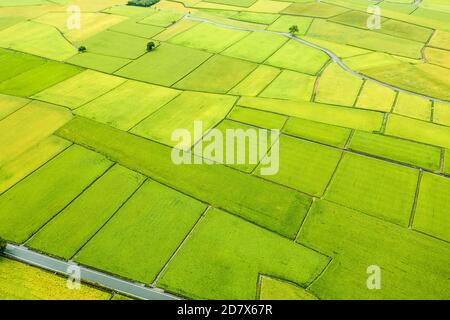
4 244 179 300
184 14 449 105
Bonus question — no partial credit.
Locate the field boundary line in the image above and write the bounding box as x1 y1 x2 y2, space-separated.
408 169 423 229
3 244 179 300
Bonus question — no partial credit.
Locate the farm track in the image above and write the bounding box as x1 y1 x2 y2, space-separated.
184 14 449 104
3 244 180 300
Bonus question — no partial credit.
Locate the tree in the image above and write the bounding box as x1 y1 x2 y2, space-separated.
0 236 6 254
78 46 87 53
147 41 156 52
289 25 299 36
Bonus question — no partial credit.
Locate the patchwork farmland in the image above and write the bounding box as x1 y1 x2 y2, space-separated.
0 0 449 301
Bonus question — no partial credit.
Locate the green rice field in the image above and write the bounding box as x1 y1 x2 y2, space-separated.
0 0 449 301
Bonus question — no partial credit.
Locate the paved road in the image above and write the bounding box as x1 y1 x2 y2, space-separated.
4 244 179 300
184 14 449 104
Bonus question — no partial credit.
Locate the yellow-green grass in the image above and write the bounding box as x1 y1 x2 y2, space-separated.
173 55 257 93
300 36 370 59
28 165 145 260
267 15 312 34
229 64 280 96
153 19 200 42
238 97 384 132
66 53 130 74
79 30 148 59
115 43 212 86
169 22 249 53
0 145 112 243
131 91 236 149
203 0 257 7
413 173 450 242
411 7 450 32
102 4 157 18
32 70 126 110
307 20 424 59
429 30 450 50
393 92 432 121
157 208 329 299
325 153 419 227
231 11 279 24
75 179 206 284
385 114 450 149
349 131 441 171
298 200 450 299
0 101 72 166
227 106 287 130
139 10 184 28
0 136 71 195
424 47 450 69
330 11 388 30
76 80 180 131
259 276 318 300
315 63 363 107
257 135 342 196
0 16 25 31
0 51 46 82
222 32 288 63
259 70 315 101
282 2 349 18
265 39 330 75
0 258 112 300
283 117 351 148
197 120 276 173
345 54 450 101
445 149 450 174
0 61 83 97
33 12 127 43
108 19 164 39
57 117 312 238
0 94 29 121
0 21 77 61
355 81 397 112
433 101 450 127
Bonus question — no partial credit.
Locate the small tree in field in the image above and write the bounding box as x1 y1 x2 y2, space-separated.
147 41 156 52
289 25 299 36
78 46 87 53
0 236 6 254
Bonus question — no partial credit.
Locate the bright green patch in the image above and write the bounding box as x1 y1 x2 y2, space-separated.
229 65 280 97
227 106 287 130
394 92 432 121
433 101 450 127
139 10 184 27
65 53 130 74
267 15 312 34
0 94 29 121
355 81 396 112
0 51 46 83
259 70 315 102
282 2 349 18
259 276 318 300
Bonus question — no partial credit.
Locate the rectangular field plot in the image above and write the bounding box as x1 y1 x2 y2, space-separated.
108 19 164 38
259 70 315 102
0 51 45 83
32 70 126 109
325 153 419 227
75 180 206 284
434 102 450 127
57 117 312 238
79 30 148 59
265 40 330 75
173 55 257 93
256 135 342 197
0 61 82 97
139 10 184 28
283 117 351 148
169 22 249 53
393 92 432 121
349 131 441 171
227 106 287 130
355 81 396 112
259 276 318 300
238 97 384 132
131 91 236 148
76 80 180 131
413 173 450 242
157 209 329 299
115 43 212 86
0 94 29 121
282 2 349 18
0 101 72 166
315 63 363 107
65 53 130 74
229 65 280 97
267 15 312 34
0 135 71 195
222 32 288 63
298 200 450 299
28 165 145 259
385 114 450 149
0 145 112 243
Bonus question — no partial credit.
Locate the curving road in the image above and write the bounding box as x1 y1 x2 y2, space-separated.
184 14 449 104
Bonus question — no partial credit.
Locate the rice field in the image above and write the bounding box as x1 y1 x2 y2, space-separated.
0 0 449 301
